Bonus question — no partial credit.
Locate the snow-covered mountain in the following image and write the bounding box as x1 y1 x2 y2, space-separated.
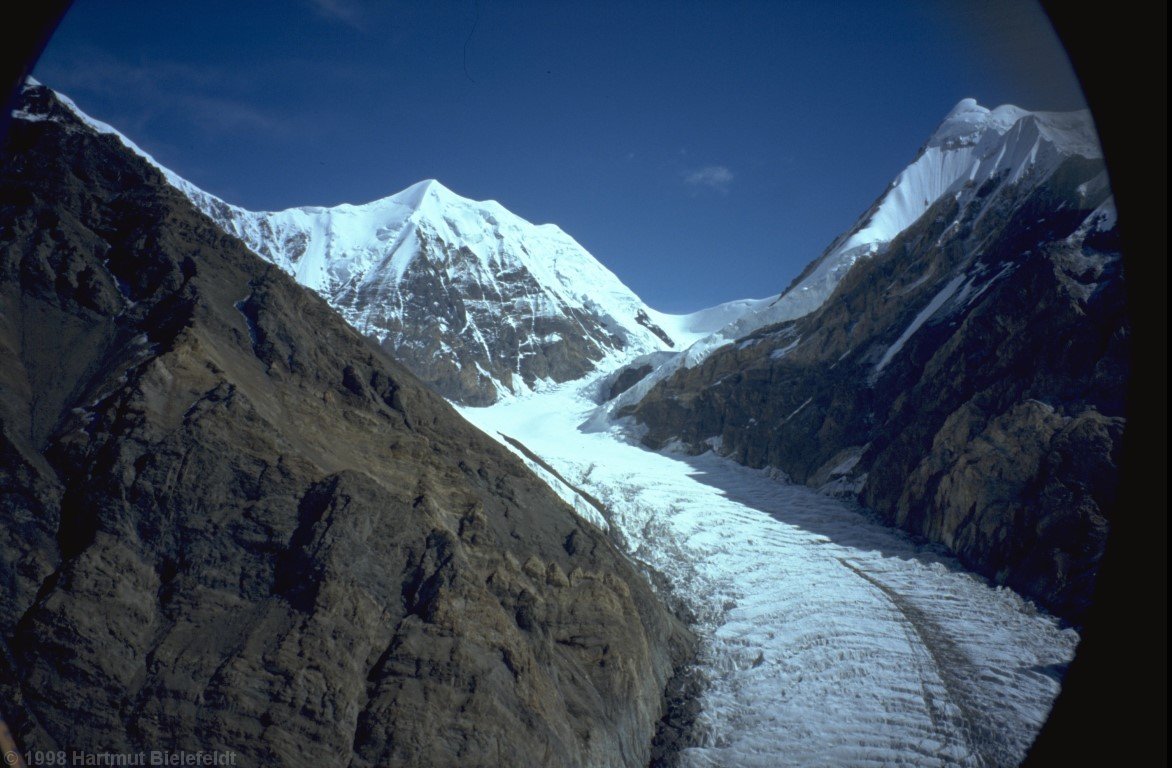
599 98 1110 414
26 80 701 404
187 179 694 404
56 82 1113 415
774 98 1103 322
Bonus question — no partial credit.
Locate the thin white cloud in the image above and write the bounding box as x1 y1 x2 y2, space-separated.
683 165 734 195
305 0 363 26
35 51 300 139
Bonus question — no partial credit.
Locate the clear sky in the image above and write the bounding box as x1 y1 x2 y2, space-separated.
35 0 1087 313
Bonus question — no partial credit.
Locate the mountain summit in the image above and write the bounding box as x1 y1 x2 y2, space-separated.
189 176 684 404
597 99 1110 419
749 99 1101 323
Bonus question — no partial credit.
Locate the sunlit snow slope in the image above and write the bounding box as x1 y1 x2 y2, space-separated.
463 376 1077 768
188 178 696 402
773 99 1101 323
43 84 1101 414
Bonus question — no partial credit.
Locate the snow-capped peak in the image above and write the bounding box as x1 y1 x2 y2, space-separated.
928 99 1098 158
928 99 1030 148
942 97 984 120
193 174 683 401
723 99 1102 329
390 177 455 212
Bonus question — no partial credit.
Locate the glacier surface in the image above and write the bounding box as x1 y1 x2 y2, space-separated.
462 377 1078 767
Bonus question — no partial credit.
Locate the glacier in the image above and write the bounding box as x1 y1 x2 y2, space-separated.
462 375 1078 768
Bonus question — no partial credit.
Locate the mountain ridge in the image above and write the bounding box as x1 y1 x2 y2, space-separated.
593 97 1108 419
716 97 1103 334
19 82 696 404
28 82 1105 415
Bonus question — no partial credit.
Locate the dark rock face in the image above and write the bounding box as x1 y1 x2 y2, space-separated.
0 84 692 766
607 364 655 401
635 154 1127 624
635 310 674 348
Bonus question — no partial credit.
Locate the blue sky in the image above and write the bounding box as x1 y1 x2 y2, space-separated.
35 0 1086 312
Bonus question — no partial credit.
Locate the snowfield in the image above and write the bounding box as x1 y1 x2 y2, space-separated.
461 378 1078 767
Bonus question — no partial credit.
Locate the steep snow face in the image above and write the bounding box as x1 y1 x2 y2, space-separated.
774 100 1101 326
204 179 651 329
596 99 1105 412
195 178 769 401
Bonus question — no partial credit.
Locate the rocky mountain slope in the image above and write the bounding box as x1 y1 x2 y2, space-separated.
0 81 692 766
631 101 1126 624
